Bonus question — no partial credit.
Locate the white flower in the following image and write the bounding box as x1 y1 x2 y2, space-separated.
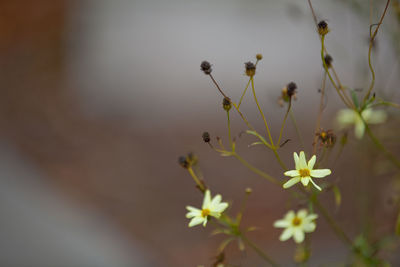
274 209 318 243
283 151 331 191
336 108 387 139
186 190 228 227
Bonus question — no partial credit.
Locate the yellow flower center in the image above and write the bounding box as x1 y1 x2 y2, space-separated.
292 217 302 226
321 132 327 139
299 169 310 177
201 208 210 218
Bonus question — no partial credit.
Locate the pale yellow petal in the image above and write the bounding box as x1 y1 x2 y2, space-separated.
284 170 299 177
293 229 305 243
299 151 307 169
301 177 310 186
274 219 290 228
279 228 293 241
283 177 301 189
310 169 331 178
202 190 211 209
308 155 316 170
188 217 204 227
309 178 322 191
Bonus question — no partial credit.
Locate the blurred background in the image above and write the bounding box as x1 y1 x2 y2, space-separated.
0 0 399 266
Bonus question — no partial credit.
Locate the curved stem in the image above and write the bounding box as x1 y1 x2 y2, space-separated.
312 73 327 155
233 152 281 186
277 100 291 146
289 110 305 148
238 78 251 108
187 167 206 192
241 235 279 266
363 0 391 103
227 110 232 147
251 77 274 146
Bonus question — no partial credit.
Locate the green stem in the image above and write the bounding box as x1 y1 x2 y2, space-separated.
233 153 281 186
289 110 305 149
238 78 251 108
277 100 291 146
187 167 205 192
241 235 279 266
227 110 232 148
251 77 274 146
363 120 400 169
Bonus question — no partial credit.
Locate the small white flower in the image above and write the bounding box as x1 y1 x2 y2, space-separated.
186 190 228 227
336 108 387 139
274 209 318 243
283 151 331 191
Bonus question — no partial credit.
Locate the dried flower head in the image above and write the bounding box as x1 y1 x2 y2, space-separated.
200 61 212 75
287 82 297 97
315 129 336 148
323 54 333 68
202 132 210 143
244 61 256 77
222 97 232 111
178 156 189 169
256 53 263 60
317 20 329 35
278 82 297 106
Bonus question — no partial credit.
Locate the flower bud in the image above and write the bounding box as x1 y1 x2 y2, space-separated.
244 61 256 77
323 54 333 68
317 20 329 36
200 61 212 75
256 53 263 60
222 97 232 111
287 82 297 97
178 156 189 169
202 132 210 143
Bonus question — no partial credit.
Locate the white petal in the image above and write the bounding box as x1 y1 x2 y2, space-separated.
284 170 300 177
337 109 357 126
210 194 222 207
297 209 308 219
306 214 318 221
303 222 316 233
209 211 221 218
284 211 296 221
365 109 387 124
354 120 365 139
279 228 293 241
299 151 307 169
274 219 290 228
202 190 211 209
308 155 316 170
310 169 331 178
186 206 201 218
301 177 310 186
213 202 228 213
293 152 300 169
188 217 204 227
283 177 301 189
309 178 322 191
293 229 305 243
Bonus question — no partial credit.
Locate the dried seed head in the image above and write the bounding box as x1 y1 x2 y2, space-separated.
244 61 256 77
222 97 232 111
316 129 336 148
245 187 252 194
202 132 210 143
323 54 333 68
256 53 263 60
287 82 297 97
178 156 189 169
317 20 329 36
200 61 212 75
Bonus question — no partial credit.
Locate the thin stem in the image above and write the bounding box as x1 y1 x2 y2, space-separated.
311 196 353 246
209 74 228 99
321 36 354 108
238 78 251 108
233 152 281 186
364 0 391 103
227 110 232 147
289 110 305 149
277 100 292 146
272 149 288 171
187 167 206 192
312 73 327 155
241 235 279 266
363 119 400 169
251 77 274 146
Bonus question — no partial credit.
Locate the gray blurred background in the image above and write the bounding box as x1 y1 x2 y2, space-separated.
0 0 399 266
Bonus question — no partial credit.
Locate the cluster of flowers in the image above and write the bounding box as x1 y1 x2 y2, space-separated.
186 151 331 243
